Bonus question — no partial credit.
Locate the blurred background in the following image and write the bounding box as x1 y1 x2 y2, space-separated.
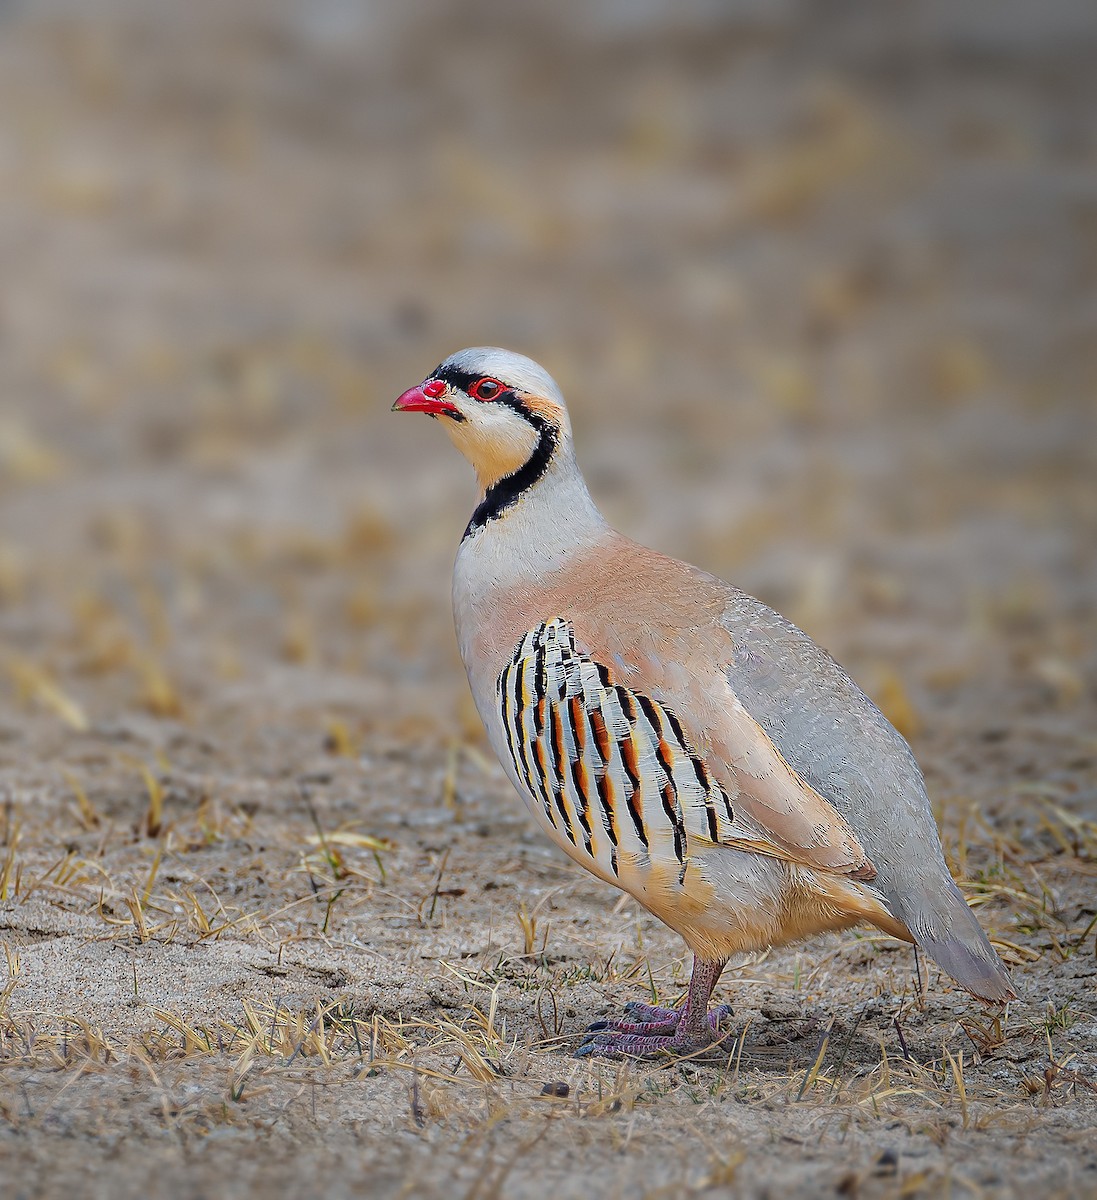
1 7 1095 1189
0 0 1094 803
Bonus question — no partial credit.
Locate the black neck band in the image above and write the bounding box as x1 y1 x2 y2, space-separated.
463 418 557 540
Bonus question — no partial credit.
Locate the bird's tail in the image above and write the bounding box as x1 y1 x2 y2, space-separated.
894 878 1015 1003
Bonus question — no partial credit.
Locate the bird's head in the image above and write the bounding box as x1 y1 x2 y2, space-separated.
392 347 570 493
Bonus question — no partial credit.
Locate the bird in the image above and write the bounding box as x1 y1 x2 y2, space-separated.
393 347 1015 1058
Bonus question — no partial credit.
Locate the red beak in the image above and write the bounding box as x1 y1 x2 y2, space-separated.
391 385 460 418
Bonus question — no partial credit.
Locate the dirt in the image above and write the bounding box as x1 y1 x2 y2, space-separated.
0 2 1095 1197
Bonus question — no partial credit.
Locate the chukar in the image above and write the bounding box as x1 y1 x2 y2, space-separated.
394 348 1015 1058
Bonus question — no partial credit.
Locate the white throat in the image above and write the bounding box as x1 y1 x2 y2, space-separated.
452 437 608 614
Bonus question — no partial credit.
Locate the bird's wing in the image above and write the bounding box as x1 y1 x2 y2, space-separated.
685 685 877 880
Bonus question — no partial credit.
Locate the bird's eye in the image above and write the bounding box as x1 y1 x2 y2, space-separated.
470 378 502 401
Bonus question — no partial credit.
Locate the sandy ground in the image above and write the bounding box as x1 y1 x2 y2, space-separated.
1 2 1095 1197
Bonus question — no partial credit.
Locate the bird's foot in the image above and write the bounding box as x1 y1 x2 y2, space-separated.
576 1002 732 1059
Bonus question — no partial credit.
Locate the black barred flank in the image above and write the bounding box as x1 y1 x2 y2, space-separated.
624 792 649 849
532 739 554 821
595 771 619 845
654 738 676 791
637 695 663 737
661 781 686 864
661 707 688 746
588 707 609 758
503 662 537 803
548 706 577 844
497 619 735 887
569 696 586 753
569 757 594 856
660 704 722 841
688 754 710 794
704 799 719 842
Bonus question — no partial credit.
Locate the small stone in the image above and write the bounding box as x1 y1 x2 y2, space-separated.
874 1148 899 1176
540 1080 570 1098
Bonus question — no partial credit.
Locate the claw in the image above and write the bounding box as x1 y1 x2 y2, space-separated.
573 1002 734 1060
574 958 732 1060
574 1032 623 1060
622 1000 679 1022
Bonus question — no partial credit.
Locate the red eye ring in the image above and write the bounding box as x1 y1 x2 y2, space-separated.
422 379 446 398
470 377 503 401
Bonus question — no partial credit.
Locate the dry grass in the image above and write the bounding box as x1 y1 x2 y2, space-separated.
0 758 1094 1196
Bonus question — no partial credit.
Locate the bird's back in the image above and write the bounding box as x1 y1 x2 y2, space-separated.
719 588 941 900
713 577 1011 1000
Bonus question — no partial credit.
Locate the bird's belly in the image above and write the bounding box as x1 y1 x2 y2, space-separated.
504 768 796 955
512 780 877 960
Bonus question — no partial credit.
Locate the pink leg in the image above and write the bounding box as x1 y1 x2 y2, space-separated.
576 957 731 1059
